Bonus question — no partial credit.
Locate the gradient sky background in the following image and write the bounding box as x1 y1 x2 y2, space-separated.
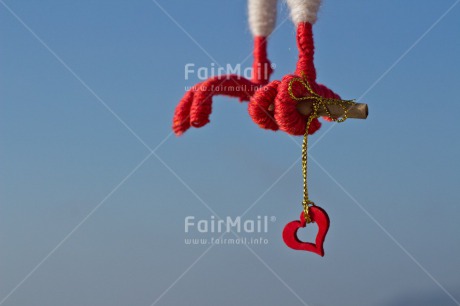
1 0 460 305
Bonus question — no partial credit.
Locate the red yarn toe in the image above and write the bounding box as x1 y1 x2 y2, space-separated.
248 80 280 131
190 75 257 128
190 80 213 128
173 89 195 136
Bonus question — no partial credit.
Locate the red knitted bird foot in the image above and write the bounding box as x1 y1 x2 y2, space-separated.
248 22 341 136
173 75 260 135
173 37 273 136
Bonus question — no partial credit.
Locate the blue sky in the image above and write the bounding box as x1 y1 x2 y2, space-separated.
1 1 460 305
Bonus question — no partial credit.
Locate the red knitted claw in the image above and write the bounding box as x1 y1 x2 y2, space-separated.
248 80 280 131
190 75 258 127
173 89 194 136
173 36 273 136
248 22 341 136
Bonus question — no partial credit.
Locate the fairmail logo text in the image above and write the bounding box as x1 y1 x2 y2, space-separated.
184 215 274 234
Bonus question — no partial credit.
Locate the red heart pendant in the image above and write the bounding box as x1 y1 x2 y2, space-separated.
282 206 330 256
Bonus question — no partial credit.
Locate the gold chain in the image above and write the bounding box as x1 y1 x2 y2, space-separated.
288 76 355 222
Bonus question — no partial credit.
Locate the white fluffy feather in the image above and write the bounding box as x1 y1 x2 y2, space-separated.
286 0 322 24
248 0 278 37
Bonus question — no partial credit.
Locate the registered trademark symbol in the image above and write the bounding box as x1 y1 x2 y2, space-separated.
271 63 276 69
270 216 276 222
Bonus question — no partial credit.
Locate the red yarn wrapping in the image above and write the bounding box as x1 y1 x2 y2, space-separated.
294 22 342 123
249 23 318 135
248 80 280 131
252 36 273 85
295 22 316 83
274 75 321 135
